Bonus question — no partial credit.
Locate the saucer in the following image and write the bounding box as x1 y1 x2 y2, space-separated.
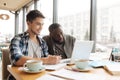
23 67 45 73
71 66 92 72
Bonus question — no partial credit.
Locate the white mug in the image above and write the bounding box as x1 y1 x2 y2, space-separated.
23 60 43 71
75 59 89 69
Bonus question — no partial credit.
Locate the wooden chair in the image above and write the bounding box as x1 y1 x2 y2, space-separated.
1 48 11 80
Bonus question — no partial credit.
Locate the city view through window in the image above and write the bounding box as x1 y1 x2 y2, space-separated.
96 0 120 52
0 0 120 53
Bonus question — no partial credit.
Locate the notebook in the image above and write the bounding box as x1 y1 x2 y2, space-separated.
104 62 120 75
43 63 66 70
71 40 94 62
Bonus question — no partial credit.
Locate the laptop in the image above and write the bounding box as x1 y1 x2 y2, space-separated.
60 40 94 64
70 40 94 62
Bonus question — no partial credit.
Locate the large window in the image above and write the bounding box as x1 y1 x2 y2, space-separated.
58 0 90 40
37 0 53 36
0 10 14 42
96 0 120 52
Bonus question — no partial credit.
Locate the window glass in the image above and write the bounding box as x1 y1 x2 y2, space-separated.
18 10 23 33
58 0 90 40
37 0 53 36
96 0 120 52
0 10 14 42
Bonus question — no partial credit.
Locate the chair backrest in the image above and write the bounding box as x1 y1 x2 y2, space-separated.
1 48 11 80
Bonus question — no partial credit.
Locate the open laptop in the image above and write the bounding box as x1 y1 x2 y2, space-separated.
70 40 94 62
61 40 94 64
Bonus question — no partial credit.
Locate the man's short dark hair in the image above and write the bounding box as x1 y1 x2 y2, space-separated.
26 10 45 22
49 23 61 32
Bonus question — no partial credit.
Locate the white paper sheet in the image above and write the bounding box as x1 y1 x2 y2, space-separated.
43 63 66 70
49 68 105 80
104 63 120 75
36 74 64 80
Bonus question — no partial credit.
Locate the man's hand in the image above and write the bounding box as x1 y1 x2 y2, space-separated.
44 55 61 65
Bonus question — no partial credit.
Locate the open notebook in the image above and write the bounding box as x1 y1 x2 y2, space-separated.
43 63 66 70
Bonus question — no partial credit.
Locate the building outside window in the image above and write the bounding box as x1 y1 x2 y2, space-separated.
96 0 120 52
58 0 90 41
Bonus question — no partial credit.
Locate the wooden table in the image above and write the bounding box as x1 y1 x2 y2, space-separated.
7 64 120 80
7 65 46 80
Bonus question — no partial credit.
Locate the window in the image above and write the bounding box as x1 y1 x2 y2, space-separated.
0 10 14 42
37 0 53 36
58 0 90 40
96 0 120 52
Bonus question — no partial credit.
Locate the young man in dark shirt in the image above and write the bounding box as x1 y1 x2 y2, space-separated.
43 23 76 59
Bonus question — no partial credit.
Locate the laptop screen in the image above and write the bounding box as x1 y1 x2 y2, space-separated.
71 40 94 62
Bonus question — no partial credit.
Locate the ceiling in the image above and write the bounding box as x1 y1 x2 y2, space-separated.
0 0 33 11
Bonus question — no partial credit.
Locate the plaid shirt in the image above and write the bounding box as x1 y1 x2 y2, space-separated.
9 31 48 66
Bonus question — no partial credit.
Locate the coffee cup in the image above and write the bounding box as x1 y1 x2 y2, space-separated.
75 59 89 69
23 60 43 71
